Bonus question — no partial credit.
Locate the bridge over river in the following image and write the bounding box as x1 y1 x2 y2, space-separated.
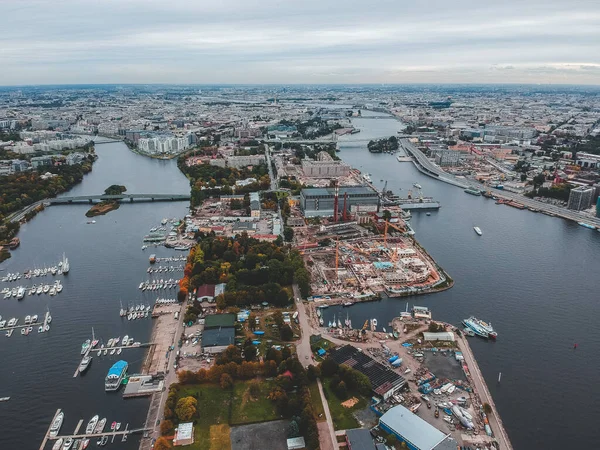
8 193 190 223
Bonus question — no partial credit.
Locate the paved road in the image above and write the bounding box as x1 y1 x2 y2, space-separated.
294 286 338 450
457 335 514 450
401 139 600 227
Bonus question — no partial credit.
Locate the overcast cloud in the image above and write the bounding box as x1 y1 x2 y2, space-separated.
1 0 599 85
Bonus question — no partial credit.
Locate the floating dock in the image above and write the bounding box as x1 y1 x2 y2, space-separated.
73 341 154 377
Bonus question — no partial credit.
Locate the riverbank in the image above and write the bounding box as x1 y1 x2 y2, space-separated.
125 141 184 160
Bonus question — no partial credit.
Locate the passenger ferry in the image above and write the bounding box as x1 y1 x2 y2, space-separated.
105 360 128 391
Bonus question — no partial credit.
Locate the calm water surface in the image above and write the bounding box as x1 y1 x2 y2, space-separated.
0 142 190 449
321 111 600 450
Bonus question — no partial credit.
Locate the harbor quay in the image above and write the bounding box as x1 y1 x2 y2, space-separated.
307 304 513 450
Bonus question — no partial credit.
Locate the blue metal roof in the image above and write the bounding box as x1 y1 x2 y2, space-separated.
107 360 128 377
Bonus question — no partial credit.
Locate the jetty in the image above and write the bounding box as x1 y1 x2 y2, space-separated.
39 409 150 449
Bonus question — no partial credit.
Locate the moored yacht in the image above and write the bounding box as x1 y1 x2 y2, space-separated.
79 355 92 373
49 411 64 437
85 415 99 434
81 339 91 355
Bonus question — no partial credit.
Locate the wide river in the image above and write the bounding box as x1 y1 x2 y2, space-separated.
0 142 190 449
2 113 599 450
319 110 600 450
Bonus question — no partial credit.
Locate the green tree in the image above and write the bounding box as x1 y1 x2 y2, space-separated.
307 364 321 381
175 396 197 421
335 380 348 399
280 324 294 341
320 358 339 377
288 419 300 438
284 227 294 242
382 210 392 222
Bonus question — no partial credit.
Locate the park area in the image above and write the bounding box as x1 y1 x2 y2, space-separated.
170 380 280 450
321 380 369 430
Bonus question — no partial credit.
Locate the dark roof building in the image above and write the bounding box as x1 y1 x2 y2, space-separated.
346 429 377 450
202 327 235 354
329 345 406 399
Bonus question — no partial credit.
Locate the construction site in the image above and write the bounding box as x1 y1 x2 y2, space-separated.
293 180 452 302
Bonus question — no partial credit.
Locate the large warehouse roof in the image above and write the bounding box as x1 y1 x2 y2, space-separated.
329 345 406 397
202 327 235 348
301 186 376 197
380 405 457 450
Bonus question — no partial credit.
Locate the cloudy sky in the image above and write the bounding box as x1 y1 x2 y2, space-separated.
1 0 599 85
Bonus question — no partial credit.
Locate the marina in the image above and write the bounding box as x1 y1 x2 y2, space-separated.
39 409 149 450
1 310 52 336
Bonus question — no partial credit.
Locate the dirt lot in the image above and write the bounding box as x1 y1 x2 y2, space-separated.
144 303 181 374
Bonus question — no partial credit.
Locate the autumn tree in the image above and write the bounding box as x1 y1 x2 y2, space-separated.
160 420 175 436
175 396 198 422
220 373 234 389
154 436 172 450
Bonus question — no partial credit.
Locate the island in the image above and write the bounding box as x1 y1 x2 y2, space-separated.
85 185 127 217
367 136 399 153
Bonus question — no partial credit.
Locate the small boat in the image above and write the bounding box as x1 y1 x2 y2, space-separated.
115 422 121 431
121 335 129 346
79 355 93 373
107 338 114 347
31 315 38 323
98 436 108 446
103 348 108 355
91 339 99 348
110 348 116 355
81 339 91 355
473 226 482 236
50 411 64 437
94 417 106 434
127 337 134 345
72 440 81 450
52 438 63 450
85 415 99 434
117 348 122 355
413 183 422 189
81 439 90 450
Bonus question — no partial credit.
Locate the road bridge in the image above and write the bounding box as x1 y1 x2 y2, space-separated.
8 194 190 223
400 139 600 228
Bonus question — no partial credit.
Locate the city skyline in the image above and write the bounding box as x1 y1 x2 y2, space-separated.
2 0 600 85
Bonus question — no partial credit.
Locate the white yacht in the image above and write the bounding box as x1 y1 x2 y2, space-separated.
49 411 64 437
16 287 25 300
61 254 70 274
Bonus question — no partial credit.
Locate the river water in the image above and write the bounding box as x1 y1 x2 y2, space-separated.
319 110 600 450
0 142 190 449
2 114 599 450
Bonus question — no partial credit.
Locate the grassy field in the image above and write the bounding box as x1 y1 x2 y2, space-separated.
309 382 326 422
175 380 278 450
321 380 368 431
230 380 278 425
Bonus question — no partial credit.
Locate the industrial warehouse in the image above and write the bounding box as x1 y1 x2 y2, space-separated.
329 344 406 400
379 405 457 450
300 186 379 217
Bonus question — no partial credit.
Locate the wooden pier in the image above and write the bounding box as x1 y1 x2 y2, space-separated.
2 311 51 335
39 409 149 449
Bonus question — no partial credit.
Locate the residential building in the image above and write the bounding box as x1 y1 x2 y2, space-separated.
567 186 594 211
195 283 226 302
227 154 266 169
433 150 461 167
379 405 457 450
30 156 53 168
250 192 260 218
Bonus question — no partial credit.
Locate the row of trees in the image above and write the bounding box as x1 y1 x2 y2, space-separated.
0 157 95 222
320 358 372 399
179 233 310 307
367 136 399 153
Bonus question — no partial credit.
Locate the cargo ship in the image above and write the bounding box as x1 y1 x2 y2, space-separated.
464 188 481 196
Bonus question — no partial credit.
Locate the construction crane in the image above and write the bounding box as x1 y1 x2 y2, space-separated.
384 220 407 261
